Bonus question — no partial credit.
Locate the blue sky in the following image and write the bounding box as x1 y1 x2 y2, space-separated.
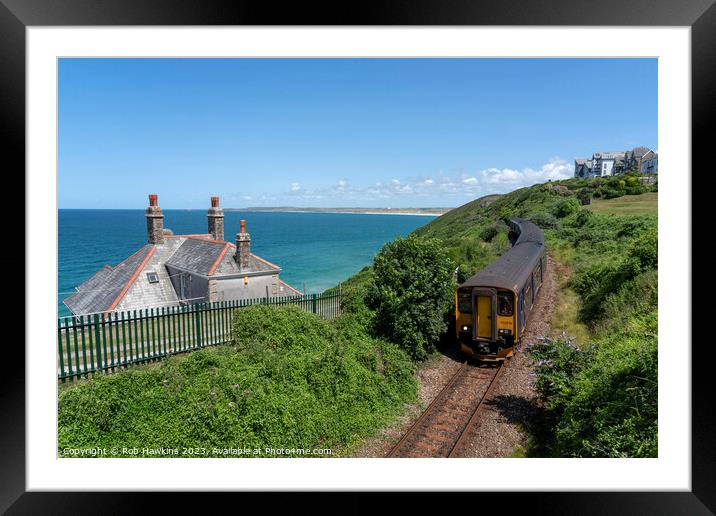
58 58 657 209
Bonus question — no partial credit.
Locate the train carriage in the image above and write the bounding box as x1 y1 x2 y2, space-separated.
456 218 545 361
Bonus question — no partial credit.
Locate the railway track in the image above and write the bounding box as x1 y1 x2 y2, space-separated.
386 360 506 458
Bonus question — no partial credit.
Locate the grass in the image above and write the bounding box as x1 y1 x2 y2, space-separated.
58 305 417 457
549 284 591 346
585 192 658 216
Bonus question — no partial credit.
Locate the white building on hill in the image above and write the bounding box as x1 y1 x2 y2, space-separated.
574 147 658 178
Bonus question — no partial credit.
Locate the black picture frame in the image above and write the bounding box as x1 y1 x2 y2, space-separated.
4 0 710 512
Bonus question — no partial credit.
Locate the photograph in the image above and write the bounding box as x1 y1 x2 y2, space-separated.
56 57 659 460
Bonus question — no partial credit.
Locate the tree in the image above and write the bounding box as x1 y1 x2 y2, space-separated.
367 235 456 360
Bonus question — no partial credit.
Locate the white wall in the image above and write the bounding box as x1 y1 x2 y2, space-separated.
211 274 280 301
600 159 615 176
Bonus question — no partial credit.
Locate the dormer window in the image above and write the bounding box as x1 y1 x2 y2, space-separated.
146 272 159 284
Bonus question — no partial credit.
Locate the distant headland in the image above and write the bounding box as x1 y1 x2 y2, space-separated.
225 207 453 216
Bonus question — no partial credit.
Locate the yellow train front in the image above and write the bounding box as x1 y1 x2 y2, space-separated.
456 218 545 362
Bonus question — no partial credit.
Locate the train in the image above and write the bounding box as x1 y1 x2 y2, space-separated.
455 218 546 362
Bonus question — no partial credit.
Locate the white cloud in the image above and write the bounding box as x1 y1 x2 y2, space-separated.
278 157 574 205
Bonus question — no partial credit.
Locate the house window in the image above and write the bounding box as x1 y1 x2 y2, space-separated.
146 272 159 284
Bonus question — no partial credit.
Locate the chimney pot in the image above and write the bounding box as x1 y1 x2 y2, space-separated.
207 196 224 241
235 220 251 270
146 194 164 244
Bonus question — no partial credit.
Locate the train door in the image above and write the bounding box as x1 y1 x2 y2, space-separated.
473 288 496 340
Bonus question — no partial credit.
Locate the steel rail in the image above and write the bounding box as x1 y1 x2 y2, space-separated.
386 361 469 458
448 362 506 457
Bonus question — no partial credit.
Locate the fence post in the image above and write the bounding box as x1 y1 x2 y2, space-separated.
57 319 66 382
312 293 317 314
93 313 103 371
194 304 203 348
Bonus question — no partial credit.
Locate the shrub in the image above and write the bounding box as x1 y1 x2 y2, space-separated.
530 211 559 229
367 235 456 360
58 305 417 457
479 224 500 242
527 319 657 458
552 197 581 218
576 188 593 205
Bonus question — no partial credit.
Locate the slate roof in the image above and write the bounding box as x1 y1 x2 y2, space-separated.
165 237 229 275
64 245 155 316
594 151 626 160
278 279 303 296
212 243 280 275
64 235 286 316
630 146 651 158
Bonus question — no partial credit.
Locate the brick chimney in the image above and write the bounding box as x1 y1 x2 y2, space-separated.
207 195 224 241
235 219 251 270
146 194 164 244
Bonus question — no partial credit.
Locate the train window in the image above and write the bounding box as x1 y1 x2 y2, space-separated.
497 292 513 316
458 292 472 313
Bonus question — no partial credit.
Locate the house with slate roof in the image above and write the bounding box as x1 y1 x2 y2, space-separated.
64 194 303 317
574 146 658 178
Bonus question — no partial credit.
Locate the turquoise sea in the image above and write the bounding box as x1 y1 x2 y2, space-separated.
58 210 435 318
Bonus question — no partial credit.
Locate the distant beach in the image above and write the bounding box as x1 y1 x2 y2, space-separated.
227 207 451 216
277 210 442 217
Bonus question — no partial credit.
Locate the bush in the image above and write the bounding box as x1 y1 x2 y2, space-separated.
58 305 417 457
527 317 657 458
479 224 500 242
576 188 593 205
367 235 456 360
530 211 559 229
552 197 581 218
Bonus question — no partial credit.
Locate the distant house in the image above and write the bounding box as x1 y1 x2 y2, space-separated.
574 147 658 178
64 195 303 317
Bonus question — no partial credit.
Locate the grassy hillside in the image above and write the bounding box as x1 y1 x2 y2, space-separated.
410 179 658 458
58 173 657 459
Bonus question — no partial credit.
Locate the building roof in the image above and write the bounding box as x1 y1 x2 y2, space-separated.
593 151 626 160
64 234 284 316
630 146 651 158
278 279 304 296
459 218 544 292
64 245 156 316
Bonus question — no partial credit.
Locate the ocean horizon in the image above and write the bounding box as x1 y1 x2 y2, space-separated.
58 209 435 318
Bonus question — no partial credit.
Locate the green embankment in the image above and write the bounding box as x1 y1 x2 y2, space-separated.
338 176 658 457
58 305 416 457
58 173 657 458
416 178 658 458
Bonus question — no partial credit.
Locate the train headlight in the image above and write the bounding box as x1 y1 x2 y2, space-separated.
461 325 470 332
498 328 512 335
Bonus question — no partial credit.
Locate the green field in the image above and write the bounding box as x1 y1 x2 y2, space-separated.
586 192 657 215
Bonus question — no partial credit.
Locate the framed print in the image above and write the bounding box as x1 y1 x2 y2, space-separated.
3 0 712 512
